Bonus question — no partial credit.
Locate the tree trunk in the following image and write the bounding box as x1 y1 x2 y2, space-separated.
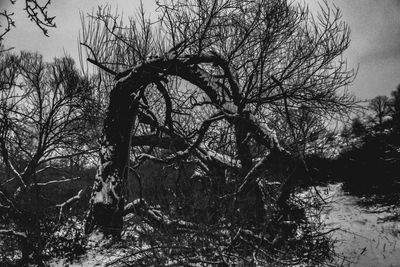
85 81 138 236
20 236 30 265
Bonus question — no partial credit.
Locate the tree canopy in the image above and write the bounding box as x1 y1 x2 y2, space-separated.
79 2 356 264
0 0 360 265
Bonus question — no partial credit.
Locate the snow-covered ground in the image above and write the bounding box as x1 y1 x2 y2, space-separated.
315 183 400 267
50 183 400 266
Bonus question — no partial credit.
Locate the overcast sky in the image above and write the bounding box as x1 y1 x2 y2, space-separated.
2 0 400 100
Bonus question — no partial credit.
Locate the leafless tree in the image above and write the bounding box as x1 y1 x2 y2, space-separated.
369 95 391 129
0 51 94 264
80 0 356 264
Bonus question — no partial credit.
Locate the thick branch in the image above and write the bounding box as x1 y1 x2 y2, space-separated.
0 136 26 188
87 57 117 75
0 229 27 239
36 176 80 186
56 189 85 220
131 134 187 150
124 199 197 234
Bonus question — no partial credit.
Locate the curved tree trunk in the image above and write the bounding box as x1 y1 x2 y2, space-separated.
84 54 294 237
85 81 138 236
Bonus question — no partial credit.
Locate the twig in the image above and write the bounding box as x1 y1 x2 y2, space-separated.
87 57 117 76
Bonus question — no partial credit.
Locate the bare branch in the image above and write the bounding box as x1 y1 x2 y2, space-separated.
35 176 80 187
56 188 85 221
0 229 27 239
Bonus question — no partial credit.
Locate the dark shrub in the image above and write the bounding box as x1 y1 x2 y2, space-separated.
337 132 400 196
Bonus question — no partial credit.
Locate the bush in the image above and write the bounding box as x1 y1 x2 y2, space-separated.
0 167 93 265
336 132 400 197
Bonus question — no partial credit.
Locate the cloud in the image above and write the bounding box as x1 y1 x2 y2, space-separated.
337 0 400 63
327 0 400 98
0 1 11 9
357 26 400 64
389 0 400 9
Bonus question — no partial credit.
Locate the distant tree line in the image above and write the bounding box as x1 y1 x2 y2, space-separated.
335 85 400 197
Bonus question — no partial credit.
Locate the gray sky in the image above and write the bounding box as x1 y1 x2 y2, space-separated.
2 0 400 100
331 0 400 100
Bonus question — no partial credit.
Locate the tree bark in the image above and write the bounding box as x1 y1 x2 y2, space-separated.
85 80 139 236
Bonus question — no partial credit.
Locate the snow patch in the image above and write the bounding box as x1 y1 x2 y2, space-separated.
312 183 400 266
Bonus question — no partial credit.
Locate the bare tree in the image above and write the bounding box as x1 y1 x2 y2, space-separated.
369 95 391 129
80 0 355 264
0 51 93 264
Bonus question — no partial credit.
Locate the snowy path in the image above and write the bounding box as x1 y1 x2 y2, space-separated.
317 183 400 267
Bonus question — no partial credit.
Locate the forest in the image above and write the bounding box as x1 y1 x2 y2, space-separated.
1 0 400 266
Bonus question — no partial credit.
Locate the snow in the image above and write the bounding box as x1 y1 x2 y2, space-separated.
314 183 400 267
200 144 242 169
49 183 400 266
50 230 129 267
50 251 123 267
